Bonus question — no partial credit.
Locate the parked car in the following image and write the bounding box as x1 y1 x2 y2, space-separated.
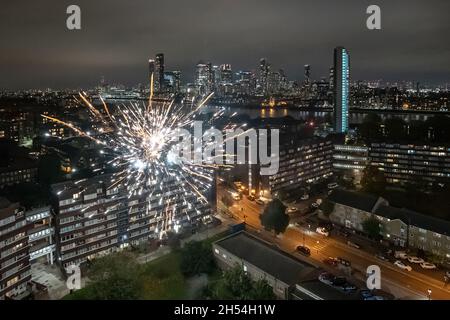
394 260 412 271
446 271 450 278
327 182 338 189
360 290 373 299
365 295 385 300
311 202 320 209
318 272 335 285
420 262 437 270
232 194 241 201
338 229 351 238
300 194 310 200
347 240 361 249
255 199 265 205
337 257 351 267
375 253 389 261
323 257 338 267
247 195 255 201
394 251 408 259
331 276 347 286
316 227 330 237
296 245 311 256
407 256 425 264
287 206 298 213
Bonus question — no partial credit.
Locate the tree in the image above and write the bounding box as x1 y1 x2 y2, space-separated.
362 216 382 240
260 199 289 235
87 252 142 299
180 241 215 277
320 199 335 216
204 266 275 300
360 165 386 195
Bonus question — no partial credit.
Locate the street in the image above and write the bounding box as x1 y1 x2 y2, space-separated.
220 187 450 300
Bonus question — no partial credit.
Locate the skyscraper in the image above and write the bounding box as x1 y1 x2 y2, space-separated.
155 53 165 92
304 64 311 84
333 47 349 133
195 62 213 95
220 64 233 84
148 59 155 90
258 58 270 95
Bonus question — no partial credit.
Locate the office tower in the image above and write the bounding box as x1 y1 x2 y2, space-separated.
148 59 155 78
164 71 181 93
220 64 233 84
258 58 270 95
304 64 311 84
155 53 165 92
333 47 350 133
329 67 334 90
195 62 213 95
212 65 220 90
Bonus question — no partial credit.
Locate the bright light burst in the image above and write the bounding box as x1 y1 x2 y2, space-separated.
43 79 233 237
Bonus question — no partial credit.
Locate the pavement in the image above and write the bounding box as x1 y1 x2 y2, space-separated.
219 185 450 300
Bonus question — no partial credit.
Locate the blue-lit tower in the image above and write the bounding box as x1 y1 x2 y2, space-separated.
333 47 349 133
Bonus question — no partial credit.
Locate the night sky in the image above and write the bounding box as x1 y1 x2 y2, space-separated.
0 0 449 89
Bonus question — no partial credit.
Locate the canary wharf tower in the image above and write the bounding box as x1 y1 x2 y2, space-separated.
333 47 350 133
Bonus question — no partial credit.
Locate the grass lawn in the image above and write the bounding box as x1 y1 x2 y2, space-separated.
139 251 187 299
63 230 228 300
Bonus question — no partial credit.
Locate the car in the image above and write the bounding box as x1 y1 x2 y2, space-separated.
287 206 298 213
328 182 338 189
407 256 425 264
338 229 351 238
300 194 310 200
365 295 385 300
311 202 320 209
394 251 408 259
339 283 357 292
446 271 450 278
232 194 241 201
337 257 351 267
331 276 347 286
247 195 255 201
394 260 412 271
323 257 338 267
318 272 335 285
347 240 361 249
316 227 330 237
255 199 265 205
360 290 373 299
296 245 311 256
420 262 437 270
375 253 389 261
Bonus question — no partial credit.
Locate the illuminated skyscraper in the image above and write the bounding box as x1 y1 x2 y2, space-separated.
304 64 311 84
195 62 213 95
258 58 270 95
155 53 165 92
333 47 349 133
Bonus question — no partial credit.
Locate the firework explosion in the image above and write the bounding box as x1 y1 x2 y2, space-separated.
44 77 237 237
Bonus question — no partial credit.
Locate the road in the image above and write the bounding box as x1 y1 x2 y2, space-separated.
221 189 450 300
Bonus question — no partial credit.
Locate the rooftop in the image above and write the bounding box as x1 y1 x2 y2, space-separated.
328 189 379 212
214 231 317 285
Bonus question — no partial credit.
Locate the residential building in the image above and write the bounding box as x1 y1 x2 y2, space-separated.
51 173 212 268
328 189 450 258
0 198 31 300
369 142 450 186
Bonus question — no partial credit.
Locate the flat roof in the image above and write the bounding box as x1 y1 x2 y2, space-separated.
214 231 317 285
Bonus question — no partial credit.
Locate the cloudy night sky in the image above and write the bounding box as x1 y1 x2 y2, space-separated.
0 0 449 89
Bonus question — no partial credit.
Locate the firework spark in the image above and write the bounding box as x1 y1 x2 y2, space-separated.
44 80 234 238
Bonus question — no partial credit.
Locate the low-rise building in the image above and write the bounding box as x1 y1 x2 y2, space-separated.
328 189 450 259
213 231 358 300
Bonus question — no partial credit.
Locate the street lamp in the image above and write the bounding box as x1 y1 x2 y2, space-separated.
427 289 432 300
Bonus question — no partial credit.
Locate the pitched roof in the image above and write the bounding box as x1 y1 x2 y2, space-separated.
328 189 379 212
375 205 450 236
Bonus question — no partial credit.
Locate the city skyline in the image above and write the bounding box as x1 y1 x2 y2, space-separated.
0 0 449 89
